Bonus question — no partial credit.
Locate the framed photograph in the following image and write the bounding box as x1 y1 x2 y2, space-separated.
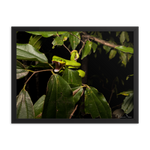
12 27 138 123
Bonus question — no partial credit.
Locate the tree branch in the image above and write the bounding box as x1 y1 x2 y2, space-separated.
24 69 53 88
82 32 119 49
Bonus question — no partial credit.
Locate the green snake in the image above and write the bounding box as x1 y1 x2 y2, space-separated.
52 50 85 78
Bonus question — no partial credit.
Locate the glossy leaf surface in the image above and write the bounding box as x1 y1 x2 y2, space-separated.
16 89 35 118
17 43 48 63
26 31 57 38
115 46 134 54
84 86 112 118
81 41 92 59
62 68 82 87
34 95 45 118
42 74 74 118
16 60 29 79
69 32 80 50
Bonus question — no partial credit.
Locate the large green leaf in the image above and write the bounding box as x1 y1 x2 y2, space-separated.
16 89 35 118
16 60 29 79
17 43 48 63
84 86 112 118
81 41 92 59
62 68 82 87
26 31 57 38
115 46 134 54
34 95 45 118
42 74 74 118
69 32 81 50
121 92 133 114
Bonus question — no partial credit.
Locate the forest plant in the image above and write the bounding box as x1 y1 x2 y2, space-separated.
16 31 134 119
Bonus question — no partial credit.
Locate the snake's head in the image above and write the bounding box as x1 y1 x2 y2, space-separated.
52 56 66 72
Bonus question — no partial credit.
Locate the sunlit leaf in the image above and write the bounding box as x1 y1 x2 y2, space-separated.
57 31 68 35
118 90 133 96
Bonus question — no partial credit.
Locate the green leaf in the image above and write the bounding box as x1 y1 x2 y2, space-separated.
61 32 69 41
72 86 83 104
52 36 64 46
17 43 48 63
81 41 92 59
118 90 133 96
62 68 82 87
109 49 117 59
125 32 129 42
42 74 74 118
29 35 43 50
126 74 133 80
69 32 81 50
57 31 68 35
34 95 45 118
103 45 111 54
115 46 134 54
120 31 126 44
84 86 112 118
121 92 133 114
118 51 127 66
26 31 57 38
92 42 98 53
16 60 29 79
16 89 35 118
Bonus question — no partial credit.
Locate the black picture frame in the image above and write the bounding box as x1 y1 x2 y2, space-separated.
12 26 138 123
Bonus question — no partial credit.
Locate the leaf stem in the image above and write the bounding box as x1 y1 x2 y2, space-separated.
24 69 53 89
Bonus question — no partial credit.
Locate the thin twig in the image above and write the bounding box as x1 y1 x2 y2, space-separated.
57 34 71 54
69 32 86 55
69 105 78 119
63 44 71 54
24 69 53 86
79 41 86 55
69 32 84 43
